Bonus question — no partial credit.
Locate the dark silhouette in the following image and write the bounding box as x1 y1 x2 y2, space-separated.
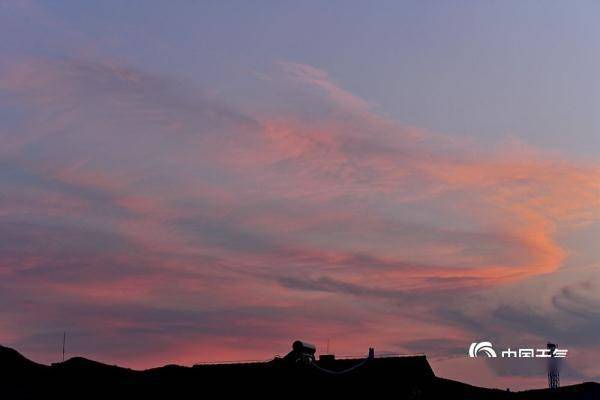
1 342 598 399
548 342 561 389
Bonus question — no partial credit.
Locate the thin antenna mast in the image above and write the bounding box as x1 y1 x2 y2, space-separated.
547 342 560 389
62 332 66 362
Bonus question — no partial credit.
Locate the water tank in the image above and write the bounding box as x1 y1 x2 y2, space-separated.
292 340 316 355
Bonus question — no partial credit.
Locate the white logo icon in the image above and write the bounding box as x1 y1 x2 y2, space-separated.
469 341 497 357
467 342 567 358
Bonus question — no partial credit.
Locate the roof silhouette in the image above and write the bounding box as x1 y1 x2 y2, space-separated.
1 342 598 399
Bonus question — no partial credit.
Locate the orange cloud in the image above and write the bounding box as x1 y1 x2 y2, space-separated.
0 57 598 375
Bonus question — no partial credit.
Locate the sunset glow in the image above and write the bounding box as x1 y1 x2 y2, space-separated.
1 1 599 390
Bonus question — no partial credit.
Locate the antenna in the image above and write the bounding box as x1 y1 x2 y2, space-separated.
547 342 560 389
62 332 66 362
327 339 330 354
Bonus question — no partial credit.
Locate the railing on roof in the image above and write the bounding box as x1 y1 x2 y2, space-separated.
333 353 425 359
193 352 425 366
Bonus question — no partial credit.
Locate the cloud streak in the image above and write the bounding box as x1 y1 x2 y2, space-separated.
0 56 598 387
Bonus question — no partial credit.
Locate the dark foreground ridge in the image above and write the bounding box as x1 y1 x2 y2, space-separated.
1 342 598 400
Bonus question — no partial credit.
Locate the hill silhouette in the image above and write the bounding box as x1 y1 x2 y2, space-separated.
0 344 46 370
1 343 598 399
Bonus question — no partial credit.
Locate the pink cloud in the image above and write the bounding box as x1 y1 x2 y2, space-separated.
1 57 598 387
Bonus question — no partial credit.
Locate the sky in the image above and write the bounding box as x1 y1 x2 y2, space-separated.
1 0 599 390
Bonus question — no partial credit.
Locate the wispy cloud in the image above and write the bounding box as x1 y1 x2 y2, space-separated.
0 56 598 385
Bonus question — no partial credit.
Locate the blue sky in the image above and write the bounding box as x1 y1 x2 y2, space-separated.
8 0 597 155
